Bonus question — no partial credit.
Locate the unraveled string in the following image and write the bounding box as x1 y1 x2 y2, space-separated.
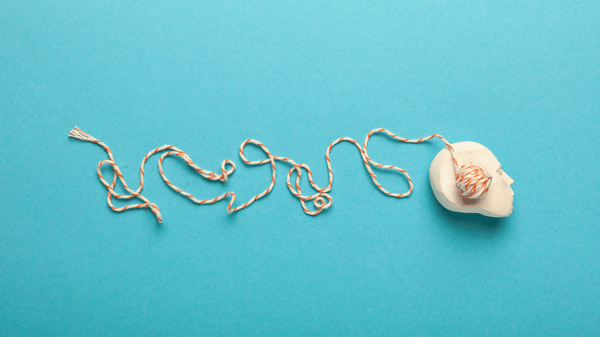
69 127 235 223
362 129 492 199
69 127 491 222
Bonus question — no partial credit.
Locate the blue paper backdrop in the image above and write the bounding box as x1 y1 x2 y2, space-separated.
1 0 599 336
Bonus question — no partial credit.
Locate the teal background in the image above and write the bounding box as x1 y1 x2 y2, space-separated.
1 0 599 336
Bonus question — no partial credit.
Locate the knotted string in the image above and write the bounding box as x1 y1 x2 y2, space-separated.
70 127 492 222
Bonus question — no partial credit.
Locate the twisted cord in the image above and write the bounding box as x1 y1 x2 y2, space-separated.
69 127 236 223
362 128 492 198
238 128 491 216
70 127 492 222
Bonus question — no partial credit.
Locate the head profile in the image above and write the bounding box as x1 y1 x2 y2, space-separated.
429 141 514 217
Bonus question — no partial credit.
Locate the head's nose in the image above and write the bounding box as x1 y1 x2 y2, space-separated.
503 171 514 186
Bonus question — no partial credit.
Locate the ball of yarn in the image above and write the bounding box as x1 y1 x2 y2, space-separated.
455 162 492 199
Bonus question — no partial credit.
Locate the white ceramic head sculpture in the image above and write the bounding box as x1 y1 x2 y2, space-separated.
429 141 514 217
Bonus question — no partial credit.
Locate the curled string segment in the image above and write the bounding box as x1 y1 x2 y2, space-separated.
69 126 240 223
69 127 492 222
69 127 164 222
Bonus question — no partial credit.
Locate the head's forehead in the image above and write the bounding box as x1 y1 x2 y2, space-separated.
452 141 501 171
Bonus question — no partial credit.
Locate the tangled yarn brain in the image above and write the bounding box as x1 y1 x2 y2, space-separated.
455 163 492 199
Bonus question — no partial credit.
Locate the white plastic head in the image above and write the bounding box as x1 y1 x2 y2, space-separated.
429 142 514 217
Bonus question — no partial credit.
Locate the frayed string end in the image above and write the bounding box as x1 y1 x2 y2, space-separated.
69 126 98 143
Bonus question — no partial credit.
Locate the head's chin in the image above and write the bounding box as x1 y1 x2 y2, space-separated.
480 197 513 217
